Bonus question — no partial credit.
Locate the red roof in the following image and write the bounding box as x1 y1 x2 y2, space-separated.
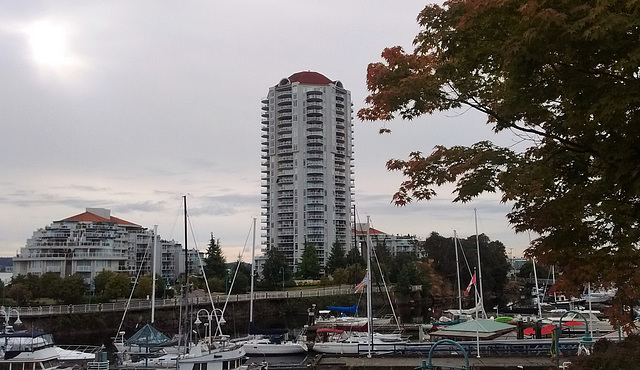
288 71 333 85
61 211 139 226
354 227 387 236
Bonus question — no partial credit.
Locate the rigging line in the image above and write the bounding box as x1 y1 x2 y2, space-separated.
167 195 184 241
457 238 474 278
221 218 254 317
368 217 401 331
116 235 152 337
183 199 226 336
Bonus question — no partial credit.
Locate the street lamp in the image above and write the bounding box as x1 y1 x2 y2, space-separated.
279 267 285 291
0 307 21 334
194 308 226 341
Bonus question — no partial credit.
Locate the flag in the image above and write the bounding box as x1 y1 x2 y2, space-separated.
464 273 476 296
354 274 369 293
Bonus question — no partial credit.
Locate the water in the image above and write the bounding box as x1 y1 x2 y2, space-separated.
0 272 12 284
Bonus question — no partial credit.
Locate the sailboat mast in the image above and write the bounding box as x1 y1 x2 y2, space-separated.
183 195 188 280
474 208 485 317
249 217 256 325
152 225 157 324
454 230 462 313
366 216 373 358
532 257 542 319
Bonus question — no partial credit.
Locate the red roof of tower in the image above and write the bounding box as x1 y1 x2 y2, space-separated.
288 71 333 85
61 211 139 226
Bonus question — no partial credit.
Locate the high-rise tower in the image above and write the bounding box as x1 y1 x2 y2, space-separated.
261 71 354 272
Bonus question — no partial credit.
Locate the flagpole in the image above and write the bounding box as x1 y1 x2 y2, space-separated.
454 230 462 314
474 266 480 358
366 216 373 358
474 208 486 318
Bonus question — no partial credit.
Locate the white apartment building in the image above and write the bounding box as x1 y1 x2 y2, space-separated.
261 71 354 271
12 208 189 283
354 223 421 257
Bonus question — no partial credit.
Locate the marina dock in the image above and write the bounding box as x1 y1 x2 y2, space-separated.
313 355 562 369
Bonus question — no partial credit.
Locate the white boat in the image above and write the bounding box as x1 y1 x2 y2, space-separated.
237 335 306 355
314 307 393 331
311 328 405 355
236 218 306 356
0 331 62 370
310 217 407 356
541 309 614 334
580 286 617 304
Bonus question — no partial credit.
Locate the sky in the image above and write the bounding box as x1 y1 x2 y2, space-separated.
0 1 532 262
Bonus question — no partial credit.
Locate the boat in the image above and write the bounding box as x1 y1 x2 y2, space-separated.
310 217 407 356
311 328 405 355
314 305 393 331
580 286 617 304
0 330 61 370
236 218 306 355
117 196 246 370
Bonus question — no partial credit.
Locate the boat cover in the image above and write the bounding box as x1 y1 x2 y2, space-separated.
326 304 359 314
124 324 171 347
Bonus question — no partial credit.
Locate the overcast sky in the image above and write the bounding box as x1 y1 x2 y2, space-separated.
0 1 531 262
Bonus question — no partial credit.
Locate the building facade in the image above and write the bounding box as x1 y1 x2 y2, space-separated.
12 208 191 283
261 71 354 271
354 223 421 258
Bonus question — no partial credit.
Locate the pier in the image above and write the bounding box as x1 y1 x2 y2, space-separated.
9 286 355 318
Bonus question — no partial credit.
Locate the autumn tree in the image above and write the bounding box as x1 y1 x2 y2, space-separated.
359 0 640 328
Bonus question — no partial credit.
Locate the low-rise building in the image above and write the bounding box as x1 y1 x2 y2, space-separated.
12 208 192 283
353 223 422 257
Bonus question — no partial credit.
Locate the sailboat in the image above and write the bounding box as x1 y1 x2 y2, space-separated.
311 216 406 356
236 218 306 355
117 196 247 370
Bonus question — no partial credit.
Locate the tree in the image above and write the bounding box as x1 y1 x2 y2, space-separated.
38 272 63 299
297 242 321 279
228 259 251 294
7 283 32 306
105 273 131 300
346 246 365 267
133 275 154 299
261 247 290 290
57 274 88 304
359 0 640 327
203 234 227 280
94 269 116 296
326 239 347 275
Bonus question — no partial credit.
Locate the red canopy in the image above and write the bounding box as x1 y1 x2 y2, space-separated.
562 320 585 327
524 324 556 336
541 324 555 335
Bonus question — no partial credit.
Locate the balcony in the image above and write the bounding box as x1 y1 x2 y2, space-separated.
277 90 292 98
307 122 323 131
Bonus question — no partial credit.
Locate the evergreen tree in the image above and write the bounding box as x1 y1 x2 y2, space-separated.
326 239 347 275
346 246 365 267
203 234 226 280
297 242 321 279
261 247 289 290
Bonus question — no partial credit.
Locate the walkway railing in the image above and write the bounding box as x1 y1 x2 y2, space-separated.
11 285 354 317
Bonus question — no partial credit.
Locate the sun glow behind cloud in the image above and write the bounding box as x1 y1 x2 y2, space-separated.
22 19 86 82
